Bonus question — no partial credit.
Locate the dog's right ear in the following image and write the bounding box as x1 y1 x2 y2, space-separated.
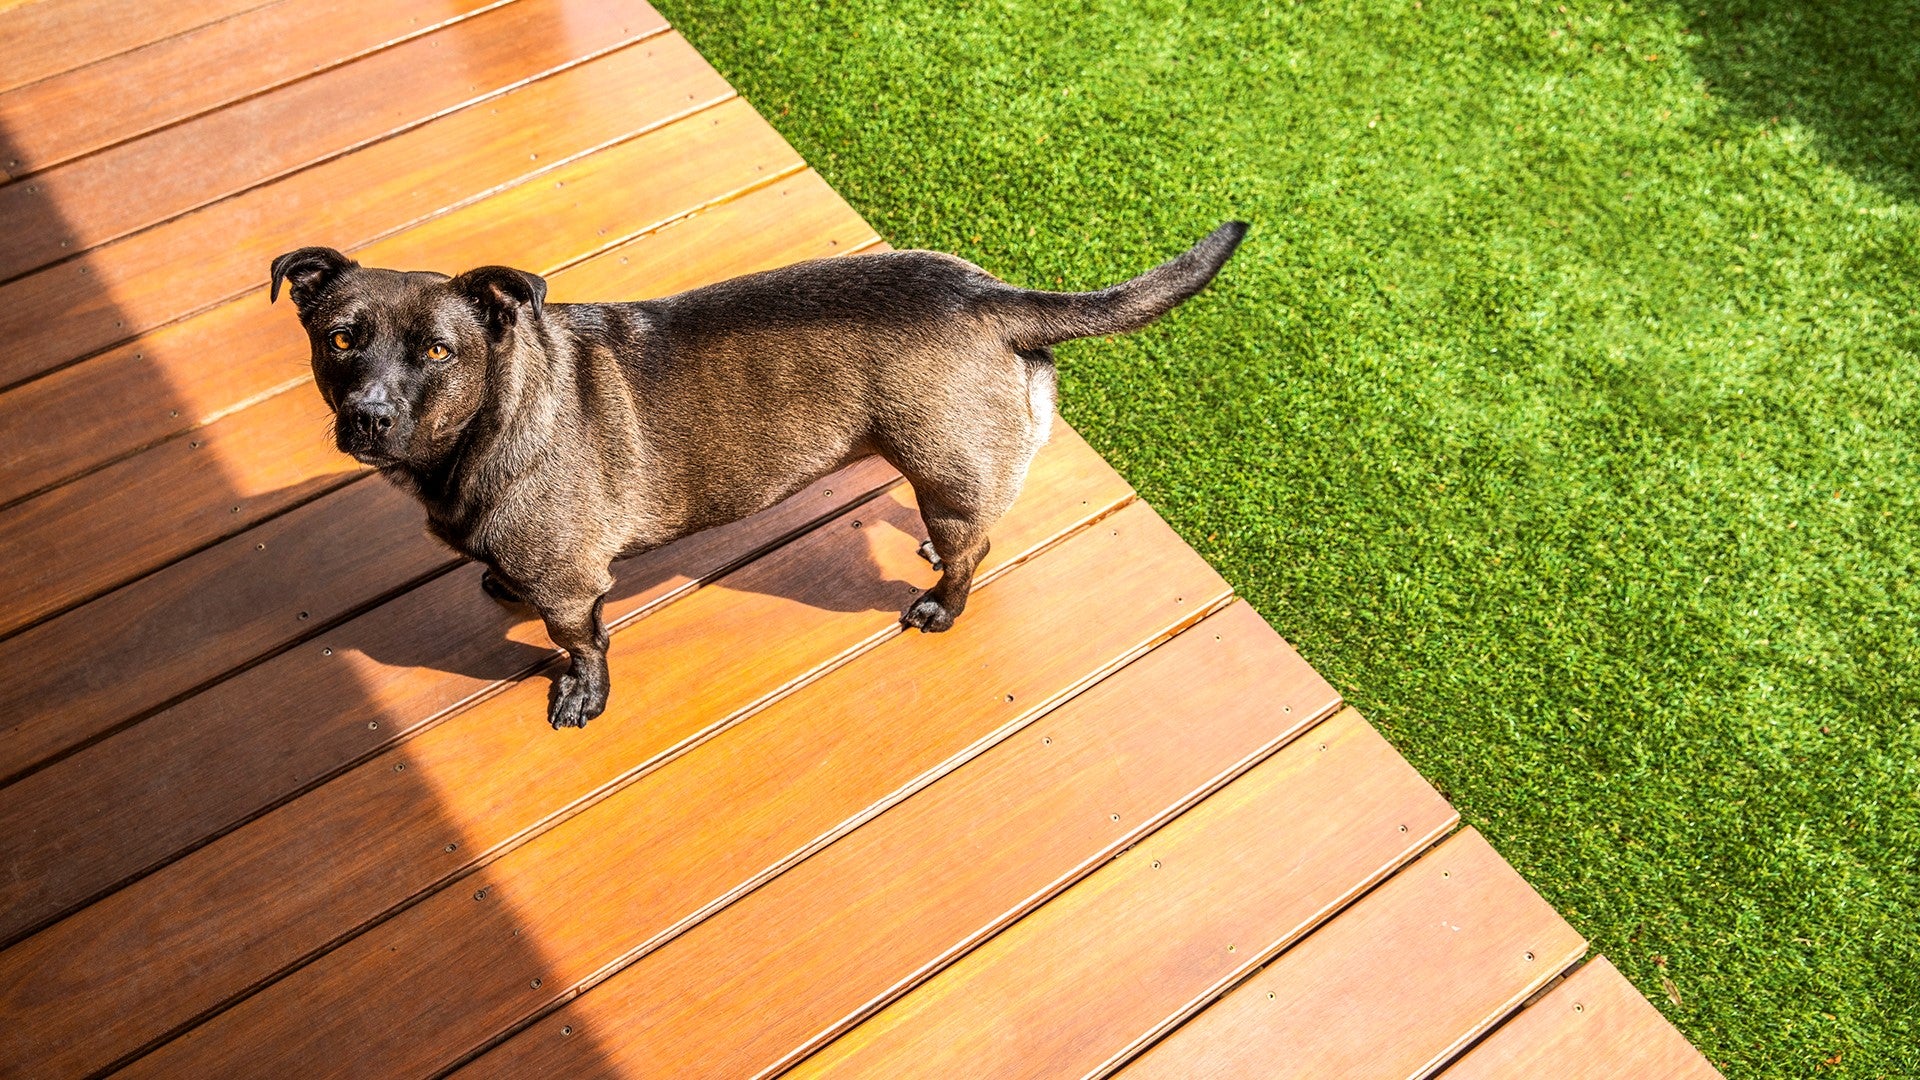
269 247 357 309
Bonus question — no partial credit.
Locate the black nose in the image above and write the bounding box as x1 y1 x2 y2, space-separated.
344 400 396 441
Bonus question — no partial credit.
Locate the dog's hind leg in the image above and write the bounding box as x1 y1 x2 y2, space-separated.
902 496 992 633
916 539 945 571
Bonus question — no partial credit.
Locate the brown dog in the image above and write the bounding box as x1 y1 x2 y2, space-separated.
270 221 1246 728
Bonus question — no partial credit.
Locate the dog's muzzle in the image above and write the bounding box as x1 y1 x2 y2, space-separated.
337 397 407 464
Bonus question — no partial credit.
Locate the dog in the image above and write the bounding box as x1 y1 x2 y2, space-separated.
270 221 1246 728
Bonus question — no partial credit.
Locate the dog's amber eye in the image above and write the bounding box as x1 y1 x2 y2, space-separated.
425 343 451 362
329 330 352 351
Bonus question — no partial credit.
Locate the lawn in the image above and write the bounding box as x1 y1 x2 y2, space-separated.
654 1 1920 1074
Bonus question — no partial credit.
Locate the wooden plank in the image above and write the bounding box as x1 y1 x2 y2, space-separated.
787 706 1460 1079
0 0 666 281
0 456 897 945
0 173 875 787
124 499 1230 1079
1438 957 1724 1080
0 0 505 177
0 98 804 637
0 385 360 639
458 602 1341 1080
0 430 1134 1079
0 0 271 96
0 167 872 508
0 478 449 786
0 35 737 390
1115 829 1589 1080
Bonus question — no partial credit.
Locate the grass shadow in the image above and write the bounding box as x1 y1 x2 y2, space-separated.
1686 0 1920 202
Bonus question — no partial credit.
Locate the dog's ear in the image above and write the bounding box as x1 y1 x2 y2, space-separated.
452 265 547 340
269 247 358 309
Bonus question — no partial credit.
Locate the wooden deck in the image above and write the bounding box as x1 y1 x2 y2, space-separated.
0 2 1725 1077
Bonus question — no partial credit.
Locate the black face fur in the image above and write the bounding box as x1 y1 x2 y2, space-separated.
270 247 543 468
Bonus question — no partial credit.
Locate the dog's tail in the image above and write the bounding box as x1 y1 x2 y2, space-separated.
987 221 1247 350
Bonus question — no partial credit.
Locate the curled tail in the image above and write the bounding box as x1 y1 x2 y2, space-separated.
988 221 1247 349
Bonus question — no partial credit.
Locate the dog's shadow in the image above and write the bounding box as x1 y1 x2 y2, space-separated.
324 466 930 685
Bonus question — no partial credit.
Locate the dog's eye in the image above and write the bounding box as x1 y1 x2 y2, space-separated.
329 330 352 352
425 343 451 362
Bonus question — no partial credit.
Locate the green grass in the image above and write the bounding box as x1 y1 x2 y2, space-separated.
652 1 1920 1074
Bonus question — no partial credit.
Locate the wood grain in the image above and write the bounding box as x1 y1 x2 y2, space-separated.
1438 956 1724 1080
788 706 1459 1079
0 172 873 785
0 477 448 785
0 429 1132 1079
0 0 505 176
0 0 665 281
0 385 361 639
0 35 736 390
0 458 898 947
0 98 806 637
125 499 1229 1080
0 168 871 508
1116 829 1589 1080
458 602 1339 1080
0 0 272 96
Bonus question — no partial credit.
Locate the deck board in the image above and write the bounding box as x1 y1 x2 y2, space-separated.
122 499 1226 1080
1115 829 1588 1079
0 5 1721 1079
0 0 274 97
0 435 1133 1078
455 601 1338 1080
1438 957 1723 1080
0 0 665 281
786 707 1458 1079
0 36 733 389
0 0 502 176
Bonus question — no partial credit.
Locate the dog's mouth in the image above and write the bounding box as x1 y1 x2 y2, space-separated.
348 448 399 467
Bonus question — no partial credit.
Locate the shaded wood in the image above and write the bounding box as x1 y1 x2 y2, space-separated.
1438 957 1724 1080
0 36 739 390
0 0 666 281
0 168 872 508
0 385 361 639
0 459 898 947
0 172 874 788
0 430 1132 1079
0 98 805 636
459 602 1339 1080
0 478 448 785
0 0 271 96
788 706 1459 1079
1117 829 1588 1080
126 500 1229 1080
0 0 506 176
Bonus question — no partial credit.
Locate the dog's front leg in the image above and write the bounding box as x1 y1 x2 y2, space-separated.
531 585 612 729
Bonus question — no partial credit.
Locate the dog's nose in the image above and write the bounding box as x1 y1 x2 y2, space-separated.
344 399 397 441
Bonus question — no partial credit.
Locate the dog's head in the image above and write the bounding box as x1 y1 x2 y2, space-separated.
269 247 546 468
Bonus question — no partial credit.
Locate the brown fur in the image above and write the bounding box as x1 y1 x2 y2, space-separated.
270 221 1246 727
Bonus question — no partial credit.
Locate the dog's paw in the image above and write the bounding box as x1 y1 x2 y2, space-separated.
547 666 609 729
915 539 945 571
900 592 957 633
480 569 525 605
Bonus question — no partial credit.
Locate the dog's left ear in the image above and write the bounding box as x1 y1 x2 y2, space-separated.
453 265 548 340
269 246 358 309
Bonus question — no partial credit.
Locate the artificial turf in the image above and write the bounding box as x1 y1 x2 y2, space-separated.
653 1 1919 1074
